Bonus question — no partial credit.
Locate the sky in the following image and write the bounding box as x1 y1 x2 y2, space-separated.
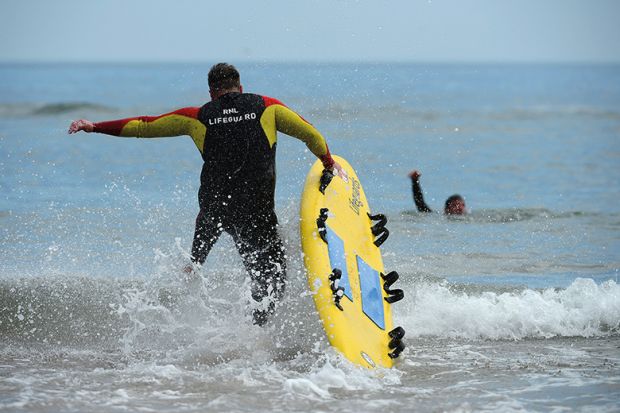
1 0 619 63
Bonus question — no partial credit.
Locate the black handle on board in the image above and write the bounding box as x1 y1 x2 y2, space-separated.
319 168 335 194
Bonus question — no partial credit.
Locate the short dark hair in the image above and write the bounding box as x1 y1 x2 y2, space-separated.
208 63 240 91
444 194 464 210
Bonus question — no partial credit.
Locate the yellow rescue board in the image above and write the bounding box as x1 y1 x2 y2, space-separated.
300 155 399 368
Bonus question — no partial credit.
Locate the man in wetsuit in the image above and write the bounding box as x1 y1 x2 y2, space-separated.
408 170 466 215
68 63 343 326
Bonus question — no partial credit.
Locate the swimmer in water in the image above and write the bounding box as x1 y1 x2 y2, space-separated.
408 170 466 215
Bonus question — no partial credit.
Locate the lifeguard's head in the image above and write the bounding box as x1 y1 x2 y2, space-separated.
444 194 466 215
208 63 242 99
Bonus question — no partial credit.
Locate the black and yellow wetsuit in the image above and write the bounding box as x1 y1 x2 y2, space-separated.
93 92 335 324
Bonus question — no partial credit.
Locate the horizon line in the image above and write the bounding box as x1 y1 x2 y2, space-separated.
1 58 620 66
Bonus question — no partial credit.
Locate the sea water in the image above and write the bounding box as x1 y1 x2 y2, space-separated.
0 62 619 412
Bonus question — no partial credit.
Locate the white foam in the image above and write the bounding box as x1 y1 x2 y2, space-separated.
283 353 402 400
399 278 620 339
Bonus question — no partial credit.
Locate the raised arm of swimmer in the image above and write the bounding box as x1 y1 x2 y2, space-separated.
409 170 433 213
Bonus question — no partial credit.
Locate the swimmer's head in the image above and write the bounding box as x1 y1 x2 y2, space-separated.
444 194 466 215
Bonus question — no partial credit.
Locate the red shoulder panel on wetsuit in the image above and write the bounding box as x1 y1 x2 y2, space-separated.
262 96 286 108
170 107 200 118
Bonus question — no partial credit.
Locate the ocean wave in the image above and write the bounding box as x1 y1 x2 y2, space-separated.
399 278 620 340
0 102 115 118
401 207 593 223
486 106 620 121
1 273 617 350
466 208 597 223
33 102 115 115
304 102 620 124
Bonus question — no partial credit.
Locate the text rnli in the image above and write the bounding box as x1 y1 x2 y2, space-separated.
208 108 257 125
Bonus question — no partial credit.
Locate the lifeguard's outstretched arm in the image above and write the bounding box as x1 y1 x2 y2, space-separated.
68 107 207 154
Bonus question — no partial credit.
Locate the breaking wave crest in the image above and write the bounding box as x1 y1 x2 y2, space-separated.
399 278 620 340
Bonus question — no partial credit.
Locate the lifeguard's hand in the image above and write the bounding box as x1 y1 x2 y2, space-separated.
68 119 95 134
408 170 421 180
332 161 348 182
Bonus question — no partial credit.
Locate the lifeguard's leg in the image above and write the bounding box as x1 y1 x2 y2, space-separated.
190 209 224 265
231 210 287 326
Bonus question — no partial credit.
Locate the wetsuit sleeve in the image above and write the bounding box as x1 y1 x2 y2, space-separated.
93 107 207 152
412 177 433 213
262 97 334 168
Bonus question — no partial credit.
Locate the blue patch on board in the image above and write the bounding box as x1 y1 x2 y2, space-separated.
326 226 352 301
356 256 385 329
